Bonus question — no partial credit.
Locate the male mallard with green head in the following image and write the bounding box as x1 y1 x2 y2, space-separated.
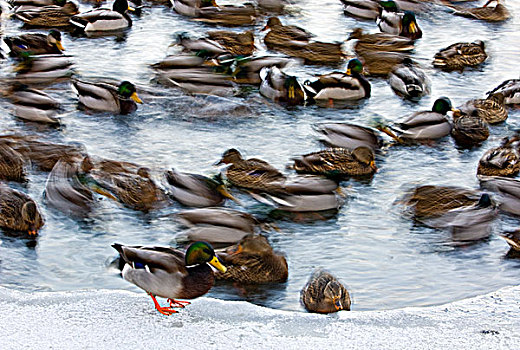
301 270 351 313
112 242 226 315
70 0 134 32
304 58 371 108
72 80 143 115
377 97 455 142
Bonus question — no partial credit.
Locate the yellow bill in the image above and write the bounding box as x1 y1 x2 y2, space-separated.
131 92 143 104
209 256 227 273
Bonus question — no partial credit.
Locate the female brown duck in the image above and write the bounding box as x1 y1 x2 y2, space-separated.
0 185 44 235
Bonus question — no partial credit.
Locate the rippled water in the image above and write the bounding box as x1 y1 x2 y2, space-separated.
0 0 520 312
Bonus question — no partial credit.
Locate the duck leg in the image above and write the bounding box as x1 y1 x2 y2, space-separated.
167 299 191 308
148 292 178 315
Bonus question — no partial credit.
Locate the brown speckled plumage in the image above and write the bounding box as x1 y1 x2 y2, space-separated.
15 2 79 27
449 0 510 22
0 143 26 182
207 31 255 56
217 149 286 192
291 147 376 177
301 270 351 313
404 185 479 218
460 93 508 124
451 110 489 147
478 136 520 177
216 234 288 284
0 185 44 234
433 40 487 71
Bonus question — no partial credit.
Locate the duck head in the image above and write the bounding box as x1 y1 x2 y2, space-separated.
113 0 134 14
379 0 398 13
402 11 421 39
432 97 454 115
21 201 42 236
118 81 143 103
262 17 282 31
185 241 227 272
48 30 65 52
215 148 243 165
352 146 377 171
323 280 349 311
228 234 273 256
346 58 363 75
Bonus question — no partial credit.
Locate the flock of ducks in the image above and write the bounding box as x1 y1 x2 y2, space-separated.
0 0 519 315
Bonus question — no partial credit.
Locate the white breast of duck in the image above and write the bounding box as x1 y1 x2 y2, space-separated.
313 73 369 102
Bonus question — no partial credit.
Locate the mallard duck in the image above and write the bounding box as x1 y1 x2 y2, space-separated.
70 0 134 32
195 3 257 26
112 241 226 315
433 40 487 71
177 207 264 244
259 66 306 106
164 169 238 207
262 19 343 65
314 122 381 151
249 175 344 214
13 54 75 84
459 93 507 124
207 30 255 56
487 78 520 104
403 185 496 242
389 58 430 100
304 58 371 108
447 0 510 22
11 0 56 11
173 33 228 58
9 86 61 125
152 54 239 96
0 142 26 182
0 135 85 171
377 2 422 40
171 0 216 17
290 147 376 177
477 136 520 177
4 30 65 57
15 1 79 27
357 50 409 76
223 55 299 85
215 234 288 284
72 80 142 114
451 109 489 147
262 16 313 43
90 163 166 212
301 270 351 313
44 157 99 217
479 176 520 216
377 97 455 142
348 27 415 53
215 148 286 192
342 0 381 20
0 184 44 235
499 229 520 258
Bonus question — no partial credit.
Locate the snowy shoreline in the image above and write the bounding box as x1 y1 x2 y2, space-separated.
0 286 519 349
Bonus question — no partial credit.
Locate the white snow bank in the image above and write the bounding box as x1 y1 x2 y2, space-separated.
0 286 519 349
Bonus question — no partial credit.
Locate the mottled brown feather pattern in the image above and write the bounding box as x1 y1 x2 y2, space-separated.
451 112 489 146
301 270 351 313
433 41 487 71
478 137 520 177
461 93 508 124
0 185 44 233
0 143 26 182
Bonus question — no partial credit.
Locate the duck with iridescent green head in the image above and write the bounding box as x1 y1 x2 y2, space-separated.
377 97 456 143
72 80 143 115
112 241 226 315
4 30 65 57
377 2 422 40
304 58 371 108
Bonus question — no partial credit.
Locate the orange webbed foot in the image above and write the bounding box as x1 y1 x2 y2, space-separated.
167 299 191 308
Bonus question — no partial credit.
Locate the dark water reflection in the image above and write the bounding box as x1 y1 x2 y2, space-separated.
0 0 520 312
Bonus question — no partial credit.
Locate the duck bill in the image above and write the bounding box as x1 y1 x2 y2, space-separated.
130 92 143 104
409 21 418 34
333 297 342 311
92 185 118 201
261 25 269 31
483 0 494 8
28 229 38 236
128 6 135 11
500 235 520 251
209 256 227 273
217 185 241 204
56 41 65 51
346 68 351 75
369 160 377 172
